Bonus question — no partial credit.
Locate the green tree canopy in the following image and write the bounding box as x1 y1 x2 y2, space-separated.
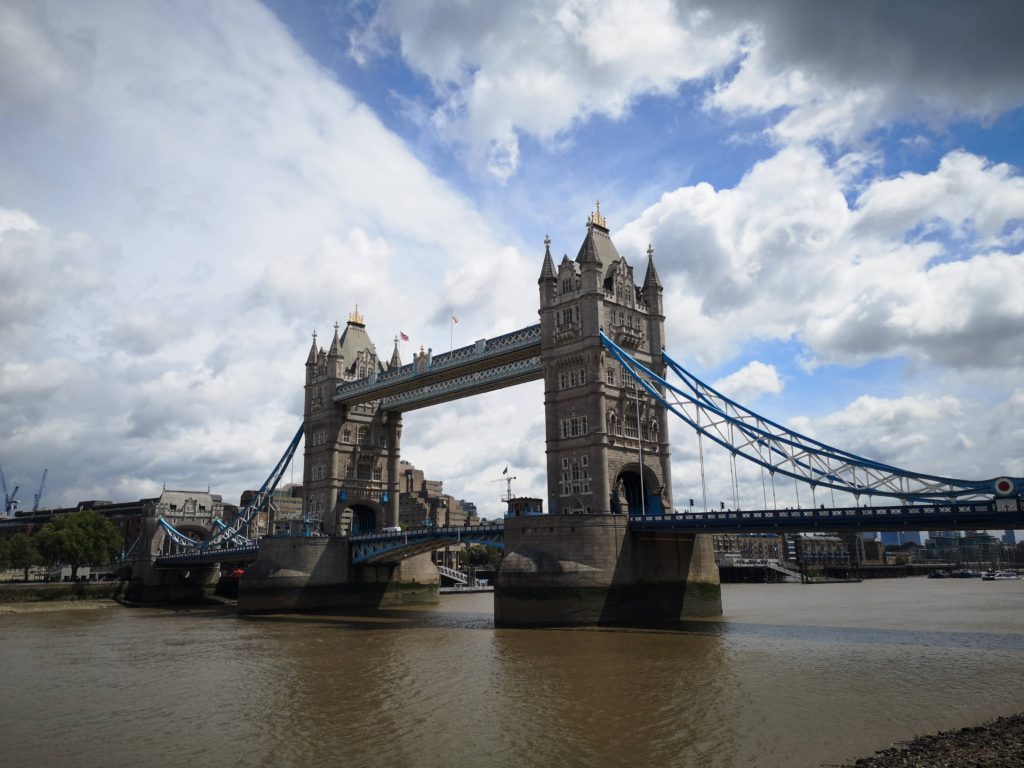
0 535 11 572
464 543 501 568
8 532 41 581
35 510 122 579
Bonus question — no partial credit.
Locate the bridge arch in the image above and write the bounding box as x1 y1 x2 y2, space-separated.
614 463 661 516
345 501 381 533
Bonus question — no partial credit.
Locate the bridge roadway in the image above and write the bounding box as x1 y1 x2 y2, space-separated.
630 498 1024 534
153 500 1023 568
332 324 542 410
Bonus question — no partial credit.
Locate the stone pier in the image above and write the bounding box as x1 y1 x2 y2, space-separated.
495 515 721 626
237 536 439 614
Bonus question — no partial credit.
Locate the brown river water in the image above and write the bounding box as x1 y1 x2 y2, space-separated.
3 579 1024 768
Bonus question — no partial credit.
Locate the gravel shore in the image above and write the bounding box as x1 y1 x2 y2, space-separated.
838 713 1024 767
0 599 121 614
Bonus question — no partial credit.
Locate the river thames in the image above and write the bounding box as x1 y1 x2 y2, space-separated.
3 578 1024 768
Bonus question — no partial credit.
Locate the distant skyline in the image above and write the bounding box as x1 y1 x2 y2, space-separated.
1 1 1022 518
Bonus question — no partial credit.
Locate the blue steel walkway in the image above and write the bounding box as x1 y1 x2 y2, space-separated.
630 499 1024 534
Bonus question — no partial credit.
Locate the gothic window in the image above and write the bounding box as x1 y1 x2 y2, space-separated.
345 462 354 479
606 366 616 386
561 277 572 294
343 428 352 444
559 368 587 390
357 458 372 480
358 426 370 445
560 455 592 497
559 416 588 438
372 464 383 482
378 431 387 448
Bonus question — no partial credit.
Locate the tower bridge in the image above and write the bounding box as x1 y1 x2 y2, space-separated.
139 204 1022 624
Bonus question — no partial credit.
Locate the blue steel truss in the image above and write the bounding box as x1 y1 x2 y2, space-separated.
350 524 505 564
158 424 304 555
155 543 259 568
631 499 1024 534
600 332 1022 502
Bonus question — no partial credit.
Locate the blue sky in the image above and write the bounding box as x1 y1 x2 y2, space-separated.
1 0 1022 518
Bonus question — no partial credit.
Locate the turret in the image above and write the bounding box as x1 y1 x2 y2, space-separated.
641 243 663 313
538 234 557 308
389 337 402 369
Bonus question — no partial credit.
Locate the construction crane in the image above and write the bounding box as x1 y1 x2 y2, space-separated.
32 468 47 512
0 464 19 514
491 468 517 503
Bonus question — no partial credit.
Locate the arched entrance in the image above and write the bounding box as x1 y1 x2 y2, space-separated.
347 503 378 533
614 465 661 516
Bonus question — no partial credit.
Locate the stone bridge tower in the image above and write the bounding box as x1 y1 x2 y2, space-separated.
303 308 402 535
496 205 721 626
538 204 672 516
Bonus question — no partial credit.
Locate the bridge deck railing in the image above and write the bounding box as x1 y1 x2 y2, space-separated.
629 499 1022 532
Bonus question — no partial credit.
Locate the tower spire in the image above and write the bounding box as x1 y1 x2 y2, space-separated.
389 336 402 368
306 331 318 365
642 243 662 292
328 321 343 357
539 234 557 283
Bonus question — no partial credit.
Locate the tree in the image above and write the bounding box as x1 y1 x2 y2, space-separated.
0 536 10 573
464 543 501 568
35 510 122 580
8 533 41 581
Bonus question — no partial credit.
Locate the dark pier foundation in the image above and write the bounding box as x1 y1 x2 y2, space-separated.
495 514 721 626
237 536 439 614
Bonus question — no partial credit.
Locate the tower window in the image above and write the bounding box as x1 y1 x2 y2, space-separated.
560 416 589 438
560 454 592 496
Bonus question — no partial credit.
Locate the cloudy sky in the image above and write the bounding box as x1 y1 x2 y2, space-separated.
1 0 1022 519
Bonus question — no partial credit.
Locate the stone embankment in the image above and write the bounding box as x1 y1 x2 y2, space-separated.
838 713 1024 767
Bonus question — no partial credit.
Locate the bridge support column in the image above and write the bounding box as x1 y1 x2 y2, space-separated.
495 515 721 626
123 516 218 604
238 536 439 613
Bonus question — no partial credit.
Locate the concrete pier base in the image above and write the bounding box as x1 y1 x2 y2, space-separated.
238 536 439 614
495 515 721 627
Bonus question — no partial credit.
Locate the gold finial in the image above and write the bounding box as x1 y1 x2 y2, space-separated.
647 243 654 258
348 304 364 326
587 199 608 229
544 234 551 249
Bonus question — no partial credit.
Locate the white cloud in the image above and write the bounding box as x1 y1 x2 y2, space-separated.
350 1 1024 178
615 146 1024 370
0 1 540 511
355 0 739 178
712 361 783 403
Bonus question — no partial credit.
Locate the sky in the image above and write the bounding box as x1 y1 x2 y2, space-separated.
1 0 1022 520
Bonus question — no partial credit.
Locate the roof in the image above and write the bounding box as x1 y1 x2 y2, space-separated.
335 314 381 370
